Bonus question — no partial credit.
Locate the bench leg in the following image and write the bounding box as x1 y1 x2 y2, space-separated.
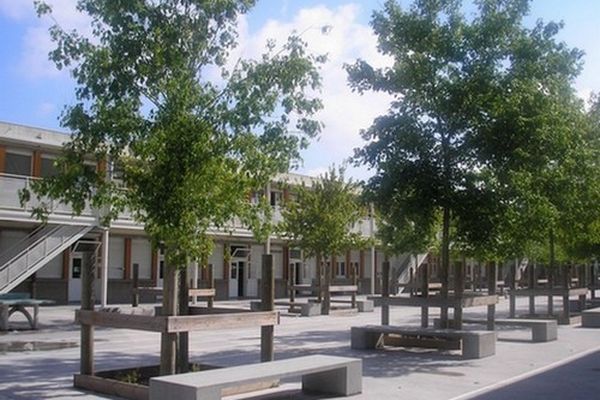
462 334 496 359
302 361 362 396
532 324 557 342
0 305 8 331
9 305 36 330
351 328 380 350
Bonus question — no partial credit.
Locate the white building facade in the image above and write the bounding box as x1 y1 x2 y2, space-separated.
0 121 409 304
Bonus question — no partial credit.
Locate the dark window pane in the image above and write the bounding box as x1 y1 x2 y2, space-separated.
40 157 58 177
5 153 32 176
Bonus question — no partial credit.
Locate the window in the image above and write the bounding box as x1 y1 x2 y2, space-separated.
5 152 32 176
158 247 165 279
72 257 82 279
40 157 58 178
337 261 346 277
290 249 301 260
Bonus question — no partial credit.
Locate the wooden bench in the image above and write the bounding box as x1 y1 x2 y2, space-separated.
149 355 362 400
433 318 557 342
0 292 55 330
582 307 600 328
351 325 496 359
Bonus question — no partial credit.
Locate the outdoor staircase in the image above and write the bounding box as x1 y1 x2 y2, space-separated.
0 224 94 293
391 253 428 294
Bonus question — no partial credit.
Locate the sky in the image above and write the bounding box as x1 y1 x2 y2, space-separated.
0 0 599 181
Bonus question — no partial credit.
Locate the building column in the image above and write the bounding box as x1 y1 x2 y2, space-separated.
100 229 109 307
124 238 132 280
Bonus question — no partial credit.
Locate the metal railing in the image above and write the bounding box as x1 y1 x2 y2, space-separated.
0 224 93 293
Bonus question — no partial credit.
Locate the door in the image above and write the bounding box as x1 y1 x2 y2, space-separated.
228 260 245 298
68 252 83 302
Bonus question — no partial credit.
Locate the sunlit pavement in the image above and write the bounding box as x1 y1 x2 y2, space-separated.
0 296 599 399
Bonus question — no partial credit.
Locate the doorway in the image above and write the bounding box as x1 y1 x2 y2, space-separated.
68 252 83 302
229 260 246 297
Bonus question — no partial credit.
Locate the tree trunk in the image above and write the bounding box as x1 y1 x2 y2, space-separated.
323 254 331 315
177 267 189 373
160 265 178 376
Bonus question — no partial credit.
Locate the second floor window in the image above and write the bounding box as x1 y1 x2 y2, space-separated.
5 152 32 176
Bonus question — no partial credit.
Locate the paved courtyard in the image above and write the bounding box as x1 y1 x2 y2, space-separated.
0 296 599 399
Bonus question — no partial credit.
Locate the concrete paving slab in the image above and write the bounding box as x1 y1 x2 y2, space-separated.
0 296 599 399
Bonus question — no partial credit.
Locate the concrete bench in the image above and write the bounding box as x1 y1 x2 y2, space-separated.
433 318 557 342
0 293 55 330
351 325 496 359
149 355 362 400
330 299 374 312
582 307 600 328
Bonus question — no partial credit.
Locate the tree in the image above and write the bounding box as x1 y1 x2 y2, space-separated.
27 0 324 375
348 0 588 324
279 167 368 314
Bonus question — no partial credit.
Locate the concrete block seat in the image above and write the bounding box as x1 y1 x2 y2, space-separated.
351 325 496 359
433 318 558 342
581 307 600 328
149 355 362 400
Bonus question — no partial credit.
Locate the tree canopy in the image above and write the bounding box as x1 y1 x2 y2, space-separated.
279 167 368 260
348 0 594 272
26 0 325 268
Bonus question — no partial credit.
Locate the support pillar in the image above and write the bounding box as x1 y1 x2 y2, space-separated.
260 254 274 362
80 251 96 376
487 262 497 331
160 265 178 376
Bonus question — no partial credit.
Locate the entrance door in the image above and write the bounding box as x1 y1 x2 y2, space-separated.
68 252 83 302
229 260 246 298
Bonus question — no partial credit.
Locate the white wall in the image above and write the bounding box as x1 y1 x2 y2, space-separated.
209 243 223 280
36 254 62 278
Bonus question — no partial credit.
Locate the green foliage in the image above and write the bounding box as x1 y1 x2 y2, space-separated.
279 167 370 260
348 0 593 264
25 0 324 267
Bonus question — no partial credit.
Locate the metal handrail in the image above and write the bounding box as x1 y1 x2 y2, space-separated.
0 224 60 271
2 225 91 290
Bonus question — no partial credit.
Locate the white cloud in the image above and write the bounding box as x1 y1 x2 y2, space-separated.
0 0 33 20
16 0 92 79
238 4 392 180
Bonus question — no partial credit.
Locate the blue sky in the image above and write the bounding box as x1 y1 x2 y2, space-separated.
0 0 599 180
